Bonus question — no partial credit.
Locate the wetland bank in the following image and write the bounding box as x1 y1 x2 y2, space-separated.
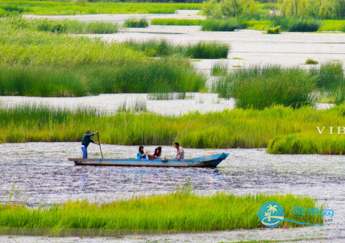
1 0 345 242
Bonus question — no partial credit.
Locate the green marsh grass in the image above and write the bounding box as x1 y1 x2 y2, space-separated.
201 18 243 31
123 18 148 28
125 39 230 59
317 62 345 91
270 17 320 32
3 104 345 154
0 60 206 96
0 2 202 15
7 16 119 34
214 66 317 109
320 20 345 31
0 191 322 233
151 18 203 26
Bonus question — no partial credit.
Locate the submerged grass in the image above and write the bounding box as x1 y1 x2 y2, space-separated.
0 191 322 234
3 104 345 154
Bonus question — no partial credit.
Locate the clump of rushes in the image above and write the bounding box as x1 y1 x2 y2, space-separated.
0 59 207 96
211 62 228 76
123 18 148 28
214 66 316 109
316 61 344 91
266 25 280 34
124 39 230 59
150 18 203 26
271 17 320 32
0 191 322 234
186 42 229 59
201 18 243 31
305 58 319 65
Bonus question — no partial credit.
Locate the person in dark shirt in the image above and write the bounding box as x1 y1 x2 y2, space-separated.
153 146 162 159
81 130 99 158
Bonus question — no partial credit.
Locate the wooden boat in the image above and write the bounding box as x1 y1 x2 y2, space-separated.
68 153 229 168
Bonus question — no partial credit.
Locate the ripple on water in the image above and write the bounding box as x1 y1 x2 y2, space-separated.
0 142 344 242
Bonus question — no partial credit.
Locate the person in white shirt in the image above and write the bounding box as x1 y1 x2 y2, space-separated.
174 142 184 160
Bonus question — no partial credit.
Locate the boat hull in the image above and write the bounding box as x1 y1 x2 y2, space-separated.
68 153 228 168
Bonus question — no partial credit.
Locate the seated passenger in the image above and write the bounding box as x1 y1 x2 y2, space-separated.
137 145 148 159
153 146 162 159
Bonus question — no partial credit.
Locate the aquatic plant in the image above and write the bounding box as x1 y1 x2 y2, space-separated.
211 62 228 76
150 18 203 26
214 66 317 109
0 2 203 15
266 25 280 34
201 18 243 31
124 39 230 59
270 17 320 32
0 59 207 96
123 18 148 28
305 58 319 65
186 41 229 59
0 191 322 234
3 104 345 154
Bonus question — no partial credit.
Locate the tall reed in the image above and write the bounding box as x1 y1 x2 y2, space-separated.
3 104 345 154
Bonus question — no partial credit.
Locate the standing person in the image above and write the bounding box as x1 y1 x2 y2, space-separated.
137 145 148 159
81 130 99 159
174 142 184 160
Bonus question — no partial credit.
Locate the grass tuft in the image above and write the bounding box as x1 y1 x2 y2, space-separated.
201 18 243 31
123 18 148 28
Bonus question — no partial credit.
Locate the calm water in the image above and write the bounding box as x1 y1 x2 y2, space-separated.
0 143 344 242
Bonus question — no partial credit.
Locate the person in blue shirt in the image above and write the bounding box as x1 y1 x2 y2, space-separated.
81 130 100 159
137 145 148 159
